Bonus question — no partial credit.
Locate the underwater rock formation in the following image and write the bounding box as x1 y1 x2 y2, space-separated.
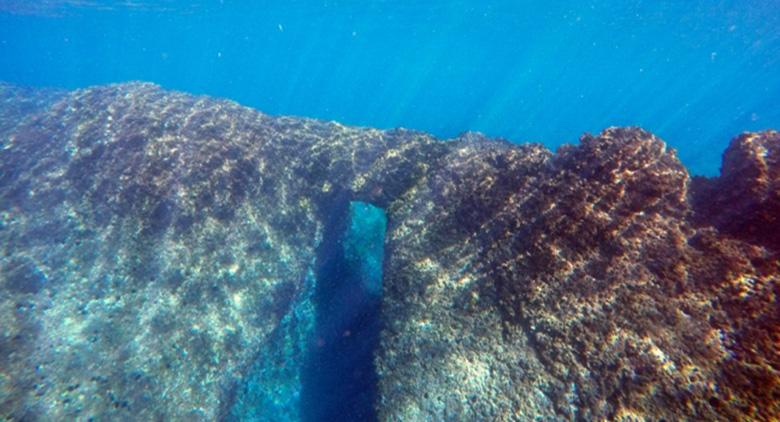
0 81 437 421
378 127 780 421
0 82 777 421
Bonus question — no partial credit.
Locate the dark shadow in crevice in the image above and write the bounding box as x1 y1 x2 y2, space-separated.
301 200 386 422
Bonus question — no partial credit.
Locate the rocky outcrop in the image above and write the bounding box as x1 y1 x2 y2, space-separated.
692 131 780 250
0 82 436 421
0 82 777 421
377 128 779 421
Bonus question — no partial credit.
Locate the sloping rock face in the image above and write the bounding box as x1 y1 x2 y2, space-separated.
0 82 440 421
0 82 778 421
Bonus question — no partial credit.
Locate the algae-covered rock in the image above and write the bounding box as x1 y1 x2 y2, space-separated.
0 82 436 421
0 82 777 421
693 130 780 250
377 127 780 421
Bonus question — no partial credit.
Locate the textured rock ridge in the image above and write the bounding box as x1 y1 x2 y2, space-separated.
0 83 778 421
692 130 780 250
377 126 779 421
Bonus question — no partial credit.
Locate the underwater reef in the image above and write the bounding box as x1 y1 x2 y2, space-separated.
0 82 778 421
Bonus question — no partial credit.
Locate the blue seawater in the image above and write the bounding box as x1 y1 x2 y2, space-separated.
1 2 779 421
1 1 778 175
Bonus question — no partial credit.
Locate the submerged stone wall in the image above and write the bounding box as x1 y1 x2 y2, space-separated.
0 82 777 421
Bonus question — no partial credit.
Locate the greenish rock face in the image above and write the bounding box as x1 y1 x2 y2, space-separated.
0 82 435 421
1 82 778 421
226 268 316 422
228 202 386 422
344 201 387 297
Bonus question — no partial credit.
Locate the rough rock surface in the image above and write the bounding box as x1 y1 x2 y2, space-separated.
0 82 437 421
378 128 779 421
0 82 778 421
692 131 780 250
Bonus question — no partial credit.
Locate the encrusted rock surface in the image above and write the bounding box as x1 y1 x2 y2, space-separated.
378 127 779 421
0 82 436 421
0 82 778 421
692 130 780 250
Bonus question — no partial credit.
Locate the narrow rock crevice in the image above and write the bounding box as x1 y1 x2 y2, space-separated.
301 201 387 422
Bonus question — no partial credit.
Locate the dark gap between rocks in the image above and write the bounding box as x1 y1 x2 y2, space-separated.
301 201 386 422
